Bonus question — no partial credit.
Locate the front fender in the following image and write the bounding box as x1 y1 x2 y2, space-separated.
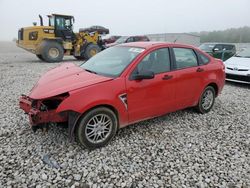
56 78 128 127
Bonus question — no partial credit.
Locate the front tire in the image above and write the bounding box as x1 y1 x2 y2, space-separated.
196 86 215 114
76 107 118 149
41 41 64 63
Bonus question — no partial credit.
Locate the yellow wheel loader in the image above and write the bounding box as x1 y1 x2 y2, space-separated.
16 14 109 62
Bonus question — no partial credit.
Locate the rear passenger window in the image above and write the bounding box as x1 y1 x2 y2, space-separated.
198 52 210 65
136 48 171 74
173 48 198 69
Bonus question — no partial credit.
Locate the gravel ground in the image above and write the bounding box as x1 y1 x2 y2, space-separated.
0 42 249 187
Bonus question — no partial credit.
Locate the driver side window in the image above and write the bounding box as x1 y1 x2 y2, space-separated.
55 17 72 30
136 48 171 74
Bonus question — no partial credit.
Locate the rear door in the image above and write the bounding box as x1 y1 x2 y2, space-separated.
171 47 204 109
126 47 176 123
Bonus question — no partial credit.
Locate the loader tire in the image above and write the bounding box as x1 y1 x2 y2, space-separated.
41 41 64 63
84 44 101 60
74 55 85 61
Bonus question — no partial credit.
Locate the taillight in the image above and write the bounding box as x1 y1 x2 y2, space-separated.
222 62 225 71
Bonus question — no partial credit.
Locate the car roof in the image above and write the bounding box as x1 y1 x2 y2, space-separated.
119 42 195 49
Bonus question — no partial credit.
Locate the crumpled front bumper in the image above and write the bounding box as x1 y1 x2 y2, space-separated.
19 95 67 126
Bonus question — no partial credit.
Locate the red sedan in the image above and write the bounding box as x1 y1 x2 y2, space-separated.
19 42 225 149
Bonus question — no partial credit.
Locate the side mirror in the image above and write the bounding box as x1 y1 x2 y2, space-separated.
213 48 219 52
132 71 155 80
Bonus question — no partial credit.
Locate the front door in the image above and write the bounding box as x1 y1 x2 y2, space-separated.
126 48 176 124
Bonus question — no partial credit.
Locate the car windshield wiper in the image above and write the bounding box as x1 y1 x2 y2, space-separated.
84 69 97 74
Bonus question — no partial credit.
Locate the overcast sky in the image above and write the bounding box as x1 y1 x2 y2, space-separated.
0 0 249 40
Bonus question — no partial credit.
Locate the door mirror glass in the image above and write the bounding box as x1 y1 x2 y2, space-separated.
132 71 155 80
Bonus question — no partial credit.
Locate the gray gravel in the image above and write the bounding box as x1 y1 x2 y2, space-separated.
0 42 249 187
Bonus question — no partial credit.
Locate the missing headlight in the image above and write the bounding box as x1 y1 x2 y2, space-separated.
40 93 69 111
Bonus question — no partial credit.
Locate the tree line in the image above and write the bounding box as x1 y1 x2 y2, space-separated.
192 26 250 43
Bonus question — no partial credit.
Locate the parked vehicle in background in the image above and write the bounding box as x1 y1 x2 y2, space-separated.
103 36 121 44
224 48 250 84
106 35 150 47
19 42 225 149
16 14 109 62
199 43 236 61
79 25 110 35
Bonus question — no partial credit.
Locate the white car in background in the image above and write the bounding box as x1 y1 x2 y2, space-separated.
224 48 250 84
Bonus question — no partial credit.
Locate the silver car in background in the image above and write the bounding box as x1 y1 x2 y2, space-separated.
224 48 250 84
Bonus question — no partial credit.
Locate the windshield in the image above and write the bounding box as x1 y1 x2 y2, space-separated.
199 44 215 52
235 48 250 58
115 36 128 44
80 46 145 77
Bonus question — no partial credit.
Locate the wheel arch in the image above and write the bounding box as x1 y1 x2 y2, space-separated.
37 38 63 54
71 104 120 141
206 82 219 96
81 104 119 123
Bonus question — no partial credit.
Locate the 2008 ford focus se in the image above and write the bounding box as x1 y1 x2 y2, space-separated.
19 42 225 149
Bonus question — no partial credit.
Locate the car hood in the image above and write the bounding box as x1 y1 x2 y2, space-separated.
224 56 250 68
29 63 113 99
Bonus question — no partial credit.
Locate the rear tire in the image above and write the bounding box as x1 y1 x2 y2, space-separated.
84 44 101 60
196 86 215 114
76 107 118 149
41 41 64 63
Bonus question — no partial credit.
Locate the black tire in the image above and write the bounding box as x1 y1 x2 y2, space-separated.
41 41 64 63
84 44 101 60
76 107 118 149
36 54 44 61
74 55 85 61
196 86 215 114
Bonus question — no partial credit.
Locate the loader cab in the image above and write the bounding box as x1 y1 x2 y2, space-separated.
48 14 75 41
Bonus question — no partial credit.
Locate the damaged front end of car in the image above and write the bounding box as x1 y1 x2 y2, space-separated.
19 93 71 132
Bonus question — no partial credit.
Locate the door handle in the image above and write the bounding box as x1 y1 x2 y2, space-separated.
162 75 173 80
196 67 204 72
